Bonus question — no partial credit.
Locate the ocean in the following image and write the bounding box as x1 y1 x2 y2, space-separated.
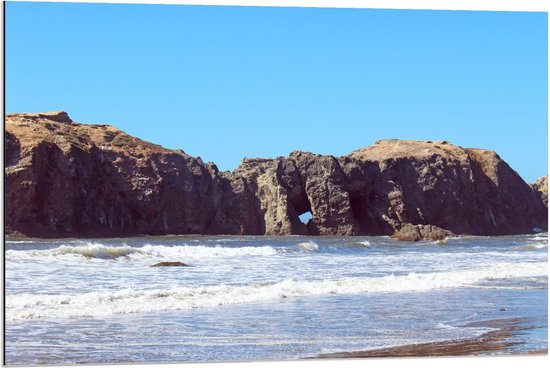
4 234 548 365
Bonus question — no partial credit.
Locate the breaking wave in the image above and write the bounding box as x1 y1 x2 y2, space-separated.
6 261 546 321
297 241 319 252
5 242 279 260
519 243 548 251
56 244 138 259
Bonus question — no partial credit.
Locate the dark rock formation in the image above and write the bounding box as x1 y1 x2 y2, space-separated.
4 112 548 239
5 112 219 237
531 176 548 209
391 224 454 242
151 261 188 267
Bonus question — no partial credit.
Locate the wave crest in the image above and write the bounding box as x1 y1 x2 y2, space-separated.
519 243 548 251
297 241 319 252
56 244 139 259
6 261 546 321
6 242 279 260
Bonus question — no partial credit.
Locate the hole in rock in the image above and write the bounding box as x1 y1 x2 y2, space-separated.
299 211 313 224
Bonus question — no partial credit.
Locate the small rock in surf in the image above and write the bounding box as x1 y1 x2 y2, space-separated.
151 261 189 267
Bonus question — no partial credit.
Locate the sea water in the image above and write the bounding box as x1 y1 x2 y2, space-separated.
4 234 548 364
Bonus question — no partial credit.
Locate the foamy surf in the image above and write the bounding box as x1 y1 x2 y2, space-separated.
139 244 278 258
57 244 139 259
5 242 279 260
520 243 548 251
297 241 319 252
6 261 546 321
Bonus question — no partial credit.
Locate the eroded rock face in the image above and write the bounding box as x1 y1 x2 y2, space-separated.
531 176 548 209
343 140 548 236
5 112 219 237
4 113 548 238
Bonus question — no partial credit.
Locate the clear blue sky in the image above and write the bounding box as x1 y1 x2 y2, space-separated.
5 2 548 182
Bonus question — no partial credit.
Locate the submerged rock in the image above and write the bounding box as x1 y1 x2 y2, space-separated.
151 261 189 267
4 112 548 238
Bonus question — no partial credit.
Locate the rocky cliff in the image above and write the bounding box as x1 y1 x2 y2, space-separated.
531 176 548 209
4 112 548 238
5 112 219 237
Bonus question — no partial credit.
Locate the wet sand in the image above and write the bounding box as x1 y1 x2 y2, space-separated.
314 318 547 358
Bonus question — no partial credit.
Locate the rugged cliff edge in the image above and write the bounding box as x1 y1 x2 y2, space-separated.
4 112 548 238
531 176 548 210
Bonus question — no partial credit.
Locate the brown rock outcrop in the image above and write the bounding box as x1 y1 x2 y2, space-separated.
391 224 454 242
343 140 547 236
5 112 220 237
4 113 547 239
531 176 548 209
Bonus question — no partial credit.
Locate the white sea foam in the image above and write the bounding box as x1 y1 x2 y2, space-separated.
520 243 548 251
5 242 279 260
139 244 278 258
56 244 139 258
297 241 319 252
358 241 371 247
6 261 546 321
531 234 548 242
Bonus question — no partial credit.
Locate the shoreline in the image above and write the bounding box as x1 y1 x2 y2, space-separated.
311 318 548 359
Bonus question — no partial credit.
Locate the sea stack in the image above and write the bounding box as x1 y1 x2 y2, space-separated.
4 112 548 238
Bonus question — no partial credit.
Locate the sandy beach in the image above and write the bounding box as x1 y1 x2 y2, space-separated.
313 318 548 359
